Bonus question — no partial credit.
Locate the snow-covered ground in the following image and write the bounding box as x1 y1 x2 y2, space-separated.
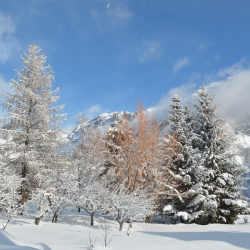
2 209 250 250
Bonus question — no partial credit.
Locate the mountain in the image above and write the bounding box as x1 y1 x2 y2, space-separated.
67 111 135 143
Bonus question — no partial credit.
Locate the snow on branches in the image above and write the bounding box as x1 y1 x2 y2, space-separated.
0 45 67 205
80 181 111 226
0 166 23 230
108 184 156 231
187 85 248 224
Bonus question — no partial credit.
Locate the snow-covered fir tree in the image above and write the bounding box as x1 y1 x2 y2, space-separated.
0 45 67 205
168 95 199 174
187 85 249 224
162 95 199 222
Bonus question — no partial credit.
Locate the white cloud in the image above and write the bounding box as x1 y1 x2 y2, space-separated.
197 42 211 51
212 70 250 124
106 3 110 8
85 104 102 118
173 57 190 73
139 40 162 63
217 58 246 78
156 58 250 125
0 12 18 63
155 81 198 119
90 2 133 33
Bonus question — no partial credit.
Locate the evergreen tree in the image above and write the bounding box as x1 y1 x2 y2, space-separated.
187 85 249 224
168 95 199 173
162 95 200 222
0 45 67 205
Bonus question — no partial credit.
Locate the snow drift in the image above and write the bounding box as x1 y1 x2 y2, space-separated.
0 229 51 250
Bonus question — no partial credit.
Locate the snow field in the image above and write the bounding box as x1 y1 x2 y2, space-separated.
3 209 250 250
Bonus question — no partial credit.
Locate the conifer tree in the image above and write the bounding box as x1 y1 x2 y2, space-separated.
168 95 199 173
0 45 67 205
162 95 199 221
187 85 249 224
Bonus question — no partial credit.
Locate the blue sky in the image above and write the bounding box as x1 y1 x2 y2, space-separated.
1 0 250 132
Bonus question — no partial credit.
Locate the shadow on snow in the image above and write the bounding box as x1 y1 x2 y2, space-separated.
142 231 250 249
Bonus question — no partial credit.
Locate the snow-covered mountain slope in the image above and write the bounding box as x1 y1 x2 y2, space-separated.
67 111 135 143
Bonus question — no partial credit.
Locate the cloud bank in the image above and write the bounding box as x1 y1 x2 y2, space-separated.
213 71 250 124
156 59 250 125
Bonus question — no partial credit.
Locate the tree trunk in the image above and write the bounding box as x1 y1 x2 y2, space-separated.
91 212 94 226
119 221 124 231
21 187 25 206
35 217 41 225
78 207 80 212
127 219 132 227
21 164 27 205
210 215 214 224
52 213 58 223
54 214 58 223
145 214 154 223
